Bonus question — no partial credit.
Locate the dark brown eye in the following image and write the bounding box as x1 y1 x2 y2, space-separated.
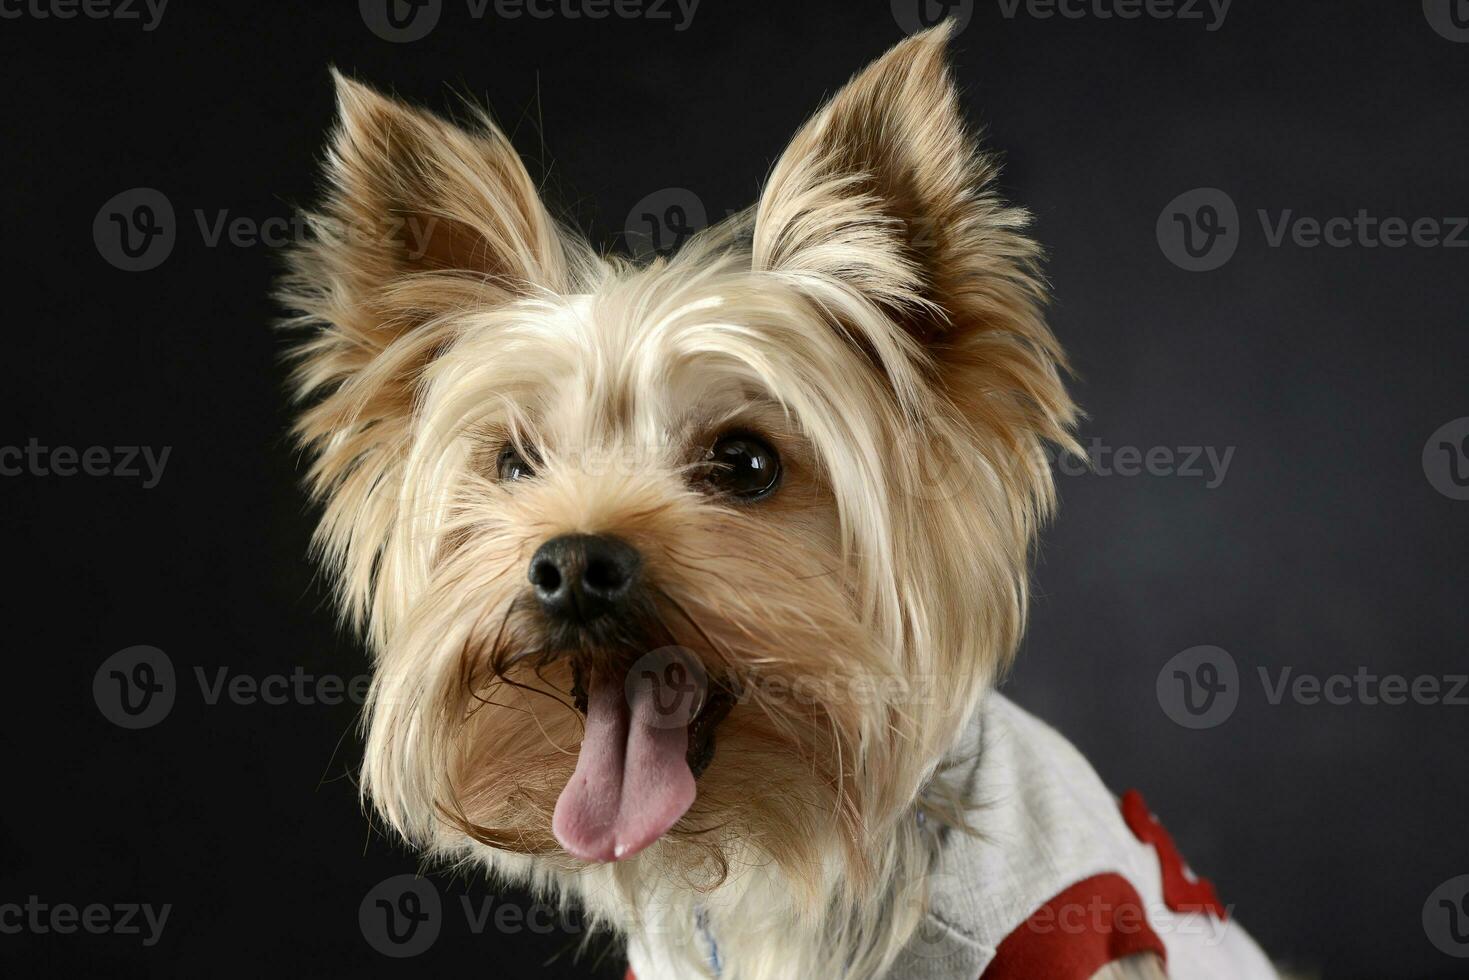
497 444 536 482
704 433 781 500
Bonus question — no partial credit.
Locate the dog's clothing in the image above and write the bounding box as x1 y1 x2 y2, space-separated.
627 694 1276 979
879 693 1277 979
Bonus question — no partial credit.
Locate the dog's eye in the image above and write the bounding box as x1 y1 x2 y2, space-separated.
497 445 536 482
703 433 781 500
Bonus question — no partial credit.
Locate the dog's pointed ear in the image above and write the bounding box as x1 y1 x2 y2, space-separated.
283 75 580 629
753 22 1075 454
753 23 981 320
321 70 569 296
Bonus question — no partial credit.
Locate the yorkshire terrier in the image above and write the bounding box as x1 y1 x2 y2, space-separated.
283 22 1279 980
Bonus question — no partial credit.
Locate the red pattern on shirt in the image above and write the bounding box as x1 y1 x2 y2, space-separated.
1121 789 1228 920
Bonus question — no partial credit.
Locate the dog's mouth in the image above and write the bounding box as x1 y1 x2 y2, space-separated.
552 660 734 862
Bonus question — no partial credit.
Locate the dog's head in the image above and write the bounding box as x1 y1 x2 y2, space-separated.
284 23 1075 893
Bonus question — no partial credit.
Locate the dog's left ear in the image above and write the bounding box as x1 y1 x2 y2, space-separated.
753 23 1075 453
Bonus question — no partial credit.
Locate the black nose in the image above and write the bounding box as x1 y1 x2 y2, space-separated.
529 534 642 624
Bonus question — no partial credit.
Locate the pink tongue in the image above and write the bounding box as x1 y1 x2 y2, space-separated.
552 671 695 862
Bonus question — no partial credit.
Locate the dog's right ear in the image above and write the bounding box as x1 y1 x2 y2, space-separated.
309 70 571 309
282 74 573 629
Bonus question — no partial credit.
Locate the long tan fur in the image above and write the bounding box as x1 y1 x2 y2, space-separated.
283 23 1080 980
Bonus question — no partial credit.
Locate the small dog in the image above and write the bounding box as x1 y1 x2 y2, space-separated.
283 23 1278 980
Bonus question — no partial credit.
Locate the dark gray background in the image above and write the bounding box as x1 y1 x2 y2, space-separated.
1 1 1465 977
